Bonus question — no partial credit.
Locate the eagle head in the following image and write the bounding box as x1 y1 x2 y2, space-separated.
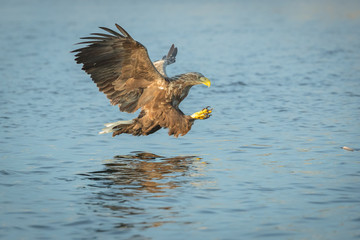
181 72 211 87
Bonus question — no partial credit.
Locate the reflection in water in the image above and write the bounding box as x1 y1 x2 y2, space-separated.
80 151 203 231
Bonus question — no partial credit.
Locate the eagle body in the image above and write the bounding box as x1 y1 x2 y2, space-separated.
72 24 211 137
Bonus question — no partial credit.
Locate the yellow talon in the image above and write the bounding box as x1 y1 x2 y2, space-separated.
191 106 213 120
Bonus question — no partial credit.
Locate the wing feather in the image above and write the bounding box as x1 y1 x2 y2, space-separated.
115 24 133 39
153 44 178 77
72 24 167 113
98 27 123 37
90 33 116 38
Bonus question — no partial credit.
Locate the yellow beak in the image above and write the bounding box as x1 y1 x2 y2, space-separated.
200 77 211 87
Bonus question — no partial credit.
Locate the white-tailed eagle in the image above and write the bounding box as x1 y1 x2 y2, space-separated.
72 24 212 137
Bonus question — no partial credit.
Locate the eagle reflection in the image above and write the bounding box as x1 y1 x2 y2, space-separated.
81 152 205 230
87 151 199 195
82 151 202 229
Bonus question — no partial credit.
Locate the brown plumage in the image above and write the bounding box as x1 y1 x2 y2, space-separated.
72 24 212 137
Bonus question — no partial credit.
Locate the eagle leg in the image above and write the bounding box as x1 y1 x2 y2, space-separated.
191 106 213 120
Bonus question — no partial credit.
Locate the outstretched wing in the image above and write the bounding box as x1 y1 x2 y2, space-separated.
72 24 167 113
153 44 178 77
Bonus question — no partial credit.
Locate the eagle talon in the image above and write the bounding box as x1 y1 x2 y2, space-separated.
191 107 213 120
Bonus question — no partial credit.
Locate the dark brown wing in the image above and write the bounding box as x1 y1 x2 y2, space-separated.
72 24 167 113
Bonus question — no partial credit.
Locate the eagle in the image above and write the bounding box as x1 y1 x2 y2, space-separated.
72 24 212 137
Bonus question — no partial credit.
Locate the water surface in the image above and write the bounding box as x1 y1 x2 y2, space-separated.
1 0 360 239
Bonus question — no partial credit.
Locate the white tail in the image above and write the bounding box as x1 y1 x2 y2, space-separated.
99 120 134 134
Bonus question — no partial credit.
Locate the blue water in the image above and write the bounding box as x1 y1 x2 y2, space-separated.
1 0 360 239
